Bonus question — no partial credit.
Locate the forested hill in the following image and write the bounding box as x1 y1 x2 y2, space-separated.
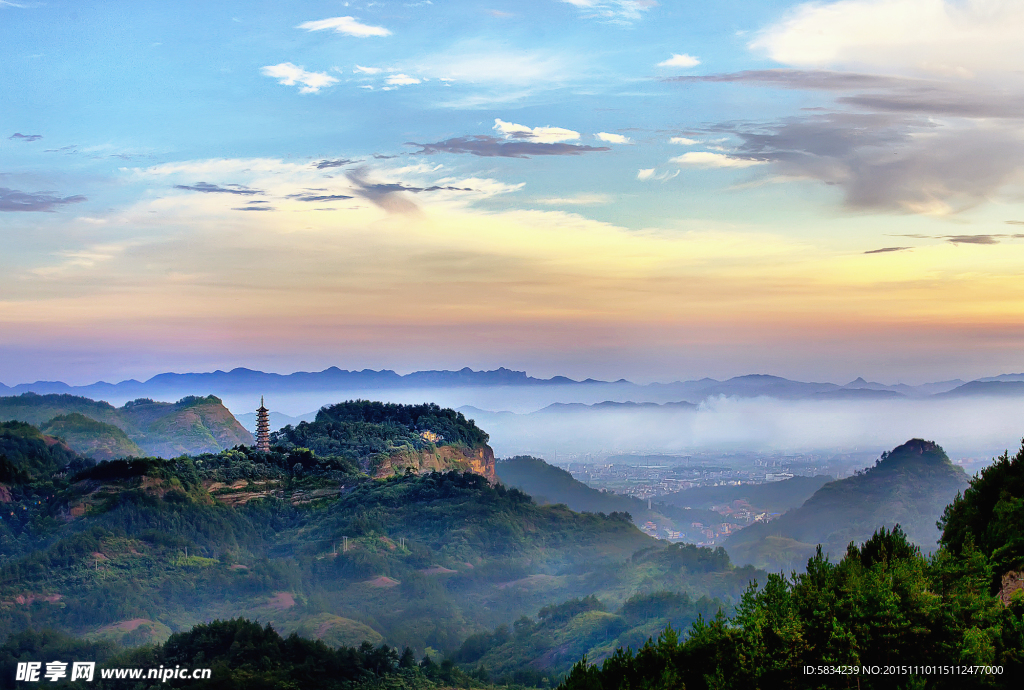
0 393 252 458
724 438 969 571
38 413 143 461
557 440 1024 690
273 400 495 480
0 436 762 664
0 420 90 482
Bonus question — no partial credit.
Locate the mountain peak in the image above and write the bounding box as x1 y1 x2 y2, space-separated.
884 438 948 462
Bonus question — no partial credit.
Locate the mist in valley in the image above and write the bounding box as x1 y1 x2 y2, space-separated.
223 385 1024 472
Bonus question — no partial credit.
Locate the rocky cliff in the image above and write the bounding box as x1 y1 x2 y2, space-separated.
371 443 496 482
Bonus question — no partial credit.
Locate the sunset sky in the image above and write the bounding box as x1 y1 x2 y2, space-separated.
3 0 1024 385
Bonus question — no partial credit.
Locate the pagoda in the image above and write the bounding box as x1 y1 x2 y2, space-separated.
255 396 270 452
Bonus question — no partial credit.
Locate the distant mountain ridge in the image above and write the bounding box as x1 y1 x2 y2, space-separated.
2 367 1022 406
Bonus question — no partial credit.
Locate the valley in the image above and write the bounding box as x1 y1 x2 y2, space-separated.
0 393 1020 688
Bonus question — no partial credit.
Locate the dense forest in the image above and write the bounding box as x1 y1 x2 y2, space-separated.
0 409 762 683
273 400 489 458
0 618 480 689
558 440 1024 690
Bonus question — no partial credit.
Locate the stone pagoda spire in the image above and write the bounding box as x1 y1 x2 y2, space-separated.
255 396 270 452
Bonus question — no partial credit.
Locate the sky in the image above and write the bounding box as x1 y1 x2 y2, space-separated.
3 0 1024 386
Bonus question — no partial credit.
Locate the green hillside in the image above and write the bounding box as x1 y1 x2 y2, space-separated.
454 558 735 678
0 423 762 662
0 393 253 458
725 438 969 571
0 419 85 480
39 413 143 461
496 455 735 541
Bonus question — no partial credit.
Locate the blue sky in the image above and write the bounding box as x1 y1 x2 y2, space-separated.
3 0 1024 385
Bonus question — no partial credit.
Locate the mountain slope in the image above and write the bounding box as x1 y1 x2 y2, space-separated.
38 413 143 461
0 412 764 659
0 393 253 457
724 438 969 570
496 455 732 541
0 420 86 480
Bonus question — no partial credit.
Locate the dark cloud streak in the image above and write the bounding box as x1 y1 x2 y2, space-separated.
343 168 476 214
667 70 921 91
9 133 42 142
0 187 86 212
864 246 910 254
286 193 354 202
889 233 1024 245
408 135 610 158
315 159 359 169
174 182 262 195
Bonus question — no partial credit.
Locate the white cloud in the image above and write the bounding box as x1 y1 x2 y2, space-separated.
751 0 1024 76
354 65 383 74
494 118 580 143
637 168 679 181
595 132 631 144
297 16 392 38
261 63 339 94
669 137 698 145
657 53 701 68
32 242 137 278
386 74 422 86
671 152 766 168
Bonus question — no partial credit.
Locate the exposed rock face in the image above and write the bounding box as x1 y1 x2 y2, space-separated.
1000 571 1023 605
466 444 497 483
372 443 496 482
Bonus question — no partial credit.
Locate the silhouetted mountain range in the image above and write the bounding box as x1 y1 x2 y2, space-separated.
2 367 1022 406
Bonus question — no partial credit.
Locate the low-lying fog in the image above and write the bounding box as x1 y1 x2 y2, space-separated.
469 397 1022 462
224 386 1024 469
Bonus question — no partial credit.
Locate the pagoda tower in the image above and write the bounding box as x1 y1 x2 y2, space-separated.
255 396 270 452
